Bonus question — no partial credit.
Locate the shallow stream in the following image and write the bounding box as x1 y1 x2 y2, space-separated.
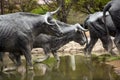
0 55 120 80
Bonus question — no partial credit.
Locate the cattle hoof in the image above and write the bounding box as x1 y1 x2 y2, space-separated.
3 67 17 72
27 66 33 70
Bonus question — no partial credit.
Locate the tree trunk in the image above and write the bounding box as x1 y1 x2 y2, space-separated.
0 0 4 14
56 0 67 22
61 0 67 22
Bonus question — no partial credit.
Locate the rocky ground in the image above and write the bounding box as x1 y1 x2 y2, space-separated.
31 32 118 58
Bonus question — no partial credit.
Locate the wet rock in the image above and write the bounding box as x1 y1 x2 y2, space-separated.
114 67 120 75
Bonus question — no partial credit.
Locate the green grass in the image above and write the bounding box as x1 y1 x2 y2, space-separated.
91 54 120 62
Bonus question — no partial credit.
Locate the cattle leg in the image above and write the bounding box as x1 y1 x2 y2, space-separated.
84 37 98 57
0 52 17 71
9 53 22 66
100 36 116 55
15 55 21 66
0 52 5 71
8 53 16 65
114 33 120 54
21 47 33 70
52 50 60 62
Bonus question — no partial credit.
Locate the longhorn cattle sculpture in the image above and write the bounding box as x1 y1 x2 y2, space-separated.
0 7 64 70
0 8 87 70
84 12 116 56
103 0 120 53
8 22 87 64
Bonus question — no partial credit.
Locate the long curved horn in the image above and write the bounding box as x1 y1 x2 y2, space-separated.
75 23 88 31
50 6 61 15
44 6 61 25
44 12 55 25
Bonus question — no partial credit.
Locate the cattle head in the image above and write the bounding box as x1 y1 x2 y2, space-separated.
40 23 63 37
73 30 87 45
43 18 87 45
72 23 87 45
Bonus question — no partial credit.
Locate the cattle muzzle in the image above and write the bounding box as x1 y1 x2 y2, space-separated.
76 24 88 45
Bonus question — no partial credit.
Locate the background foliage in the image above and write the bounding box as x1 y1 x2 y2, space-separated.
0 0 110 23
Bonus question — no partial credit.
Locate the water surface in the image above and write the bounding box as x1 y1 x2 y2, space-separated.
0 55 120 80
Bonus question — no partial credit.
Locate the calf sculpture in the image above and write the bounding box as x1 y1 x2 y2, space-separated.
33 23 87 62
84 12 116 56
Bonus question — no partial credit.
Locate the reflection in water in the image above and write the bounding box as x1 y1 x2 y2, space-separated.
34 63 48 76
70 55 76 71
0 55 120 80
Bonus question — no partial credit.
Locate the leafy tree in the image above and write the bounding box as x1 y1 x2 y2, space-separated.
37 0 76 22
19 0 38 12
0 0 39 14
0 0 4 14
36 0 110 22
31 5 49 14
72 0 110 14
1 0 111 22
